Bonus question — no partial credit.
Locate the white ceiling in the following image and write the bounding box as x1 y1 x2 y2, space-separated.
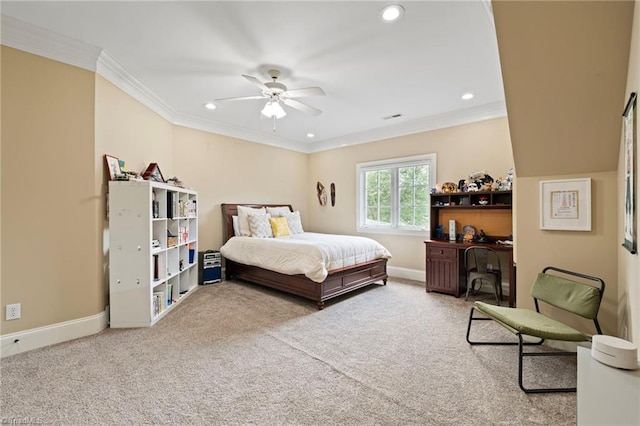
1 1 506 153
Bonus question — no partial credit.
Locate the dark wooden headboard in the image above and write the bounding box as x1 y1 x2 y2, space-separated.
221 203 294 243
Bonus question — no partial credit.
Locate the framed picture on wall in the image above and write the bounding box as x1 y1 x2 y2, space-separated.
623 92 637 254
539 178 591 231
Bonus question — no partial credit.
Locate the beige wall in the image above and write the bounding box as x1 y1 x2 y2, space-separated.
95 76 175 180
172 126 308 252
493 0 633 178
307 117 514 272
619 0 640 345
1 47 101 334
516 173 618 335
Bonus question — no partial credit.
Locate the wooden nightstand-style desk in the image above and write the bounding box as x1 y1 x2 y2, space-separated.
424 239 516 307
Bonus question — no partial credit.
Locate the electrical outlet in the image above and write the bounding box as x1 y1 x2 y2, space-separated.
6 303 21 320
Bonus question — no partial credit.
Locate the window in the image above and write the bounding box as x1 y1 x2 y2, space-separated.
356 154 436 235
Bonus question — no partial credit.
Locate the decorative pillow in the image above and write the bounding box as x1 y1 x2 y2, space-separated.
232 215 240 236
266 206 292 217
248 213 273 238
269 217 291 238
283 210 304 234
237 206 266 237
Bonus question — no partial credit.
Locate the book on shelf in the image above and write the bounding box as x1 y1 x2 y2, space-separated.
166 192 181 219
166 283 173 306
188 200 197 217
177 200 188 218
179 225 188 244
167 192 174 219
153 291 164 315
153 254 159 280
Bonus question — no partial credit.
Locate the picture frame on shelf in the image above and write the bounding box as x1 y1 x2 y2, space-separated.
623 92 637 254
104 154 123 181
539 178 591 231
142 163 165 182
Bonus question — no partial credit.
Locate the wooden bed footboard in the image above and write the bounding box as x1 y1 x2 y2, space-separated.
225 258 388 309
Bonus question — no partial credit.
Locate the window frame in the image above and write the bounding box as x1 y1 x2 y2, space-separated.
356 154 436 236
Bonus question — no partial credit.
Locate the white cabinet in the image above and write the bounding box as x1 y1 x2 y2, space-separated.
577 346 640 425
108 180 198 327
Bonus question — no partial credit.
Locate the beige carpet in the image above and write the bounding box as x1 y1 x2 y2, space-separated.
1 279 577 425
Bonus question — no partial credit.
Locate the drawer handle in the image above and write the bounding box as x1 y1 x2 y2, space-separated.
439 250 443 254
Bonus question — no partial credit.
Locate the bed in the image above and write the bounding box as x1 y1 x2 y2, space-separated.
220 203 390 309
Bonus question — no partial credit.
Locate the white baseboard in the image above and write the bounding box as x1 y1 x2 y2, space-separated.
387 266 424 282
0 310 108 358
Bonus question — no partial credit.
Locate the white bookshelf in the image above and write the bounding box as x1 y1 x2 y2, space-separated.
108 180 198 327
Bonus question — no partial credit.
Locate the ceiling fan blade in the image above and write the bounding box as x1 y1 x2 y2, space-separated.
282 98 322 116
285 87 326 98
242 74 269 91
214 95 267 102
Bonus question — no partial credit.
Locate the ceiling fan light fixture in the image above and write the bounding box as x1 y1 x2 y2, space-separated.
380 4 404 22
261 101 286 119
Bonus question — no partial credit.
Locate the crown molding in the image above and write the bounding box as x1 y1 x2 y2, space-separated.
96 50 176 123
171 112 307 153
306 101 507 153
1 15 102 72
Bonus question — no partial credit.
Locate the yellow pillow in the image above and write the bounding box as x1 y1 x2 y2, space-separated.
269 217 291 237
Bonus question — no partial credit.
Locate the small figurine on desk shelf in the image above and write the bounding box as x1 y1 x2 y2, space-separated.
462 225 476 242
468 170 494 191
476 230 495 244
434 224 444 240
506 168 514 190
440 182 458 193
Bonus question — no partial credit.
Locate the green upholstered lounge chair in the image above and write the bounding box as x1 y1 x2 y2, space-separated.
465 266 605 393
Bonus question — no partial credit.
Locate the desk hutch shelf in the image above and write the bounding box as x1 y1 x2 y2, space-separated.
430 190 512 239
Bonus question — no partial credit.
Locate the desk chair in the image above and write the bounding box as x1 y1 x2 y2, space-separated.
464 246 502 305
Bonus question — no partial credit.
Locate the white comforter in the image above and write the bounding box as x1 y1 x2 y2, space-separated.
220 232 392 283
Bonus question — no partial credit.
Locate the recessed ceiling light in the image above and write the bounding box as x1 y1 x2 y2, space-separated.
461 93 475 101
307 133 315 138
380 4 405 22
203 102 216 110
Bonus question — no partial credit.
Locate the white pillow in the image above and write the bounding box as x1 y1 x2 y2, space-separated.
266 206 292 217
283 210 304 234
237 206 266 237
232 215 240 236
248 213 273 238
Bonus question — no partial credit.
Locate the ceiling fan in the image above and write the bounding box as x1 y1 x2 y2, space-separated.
215 69 325 121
